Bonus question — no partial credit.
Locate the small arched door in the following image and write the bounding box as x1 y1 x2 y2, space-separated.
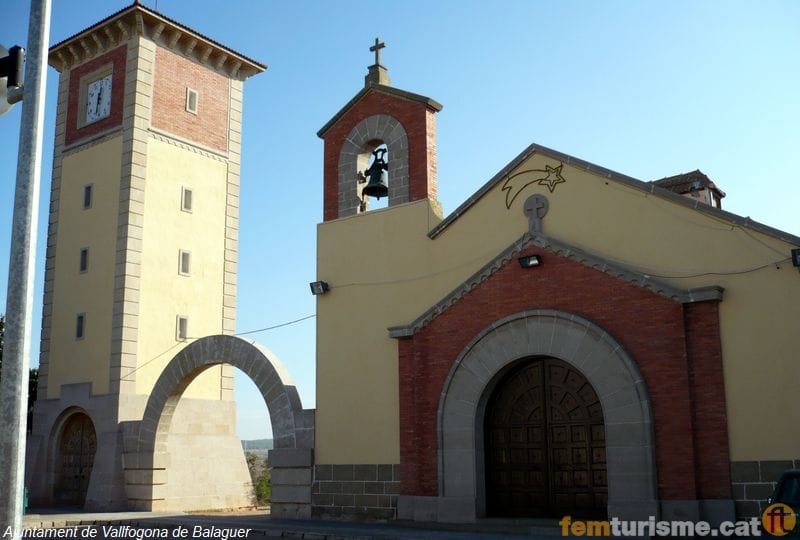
485 357 607 518
56 413 97 506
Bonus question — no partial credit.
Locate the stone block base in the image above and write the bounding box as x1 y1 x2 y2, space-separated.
731 459 800 518
123 398 255 512
397 495 475 523
269 448 313 519
311 464 400 520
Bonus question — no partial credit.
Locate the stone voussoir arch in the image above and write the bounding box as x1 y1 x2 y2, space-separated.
437 309 658 522
338 113 409 216
134 334 309 455
122 335 315 513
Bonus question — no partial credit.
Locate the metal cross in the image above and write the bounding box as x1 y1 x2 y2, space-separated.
370 38 386 66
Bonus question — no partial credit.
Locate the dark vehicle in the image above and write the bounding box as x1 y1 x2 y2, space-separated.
766 470 800 537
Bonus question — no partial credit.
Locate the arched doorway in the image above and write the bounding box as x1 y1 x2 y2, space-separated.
436 310 657 522
485 357 607 518
55 412 97 506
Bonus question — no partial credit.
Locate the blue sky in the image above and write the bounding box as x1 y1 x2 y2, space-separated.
2 1 798 441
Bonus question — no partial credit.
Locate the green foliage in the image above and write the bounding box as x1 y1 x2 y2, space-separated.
28 367 38 435
244 451 271 505
255 478 270 502
0 314 40 434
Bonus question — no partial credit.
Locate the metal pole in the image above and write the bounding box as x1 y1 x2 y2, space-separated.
0 0 51 537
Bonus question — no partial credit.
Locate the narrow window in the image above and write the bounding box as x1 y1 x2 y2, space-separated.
79 247 89 273
83 184 93 209
185 88 198 114
181 187 193 212
176 316 188 341
178 250 191 276
76 313 86 339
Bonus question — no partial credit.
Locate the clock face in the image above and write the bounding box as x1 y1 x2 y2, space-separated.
85 74 112 124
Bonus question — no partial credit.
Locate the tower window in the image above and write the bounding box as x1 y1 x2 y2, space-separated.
76 313 86 340
185 88 198 114
178 250 191 276
79 247 89 273
176 316 188 341
181 187 193 212
83 184 93 209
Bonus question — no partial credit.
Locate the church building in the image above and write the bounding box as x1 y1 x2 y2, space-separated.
22 1 800 527
311 44 800 523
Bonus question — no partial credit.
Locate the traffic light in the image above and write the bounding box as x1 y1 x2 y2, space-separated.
0 45 25 89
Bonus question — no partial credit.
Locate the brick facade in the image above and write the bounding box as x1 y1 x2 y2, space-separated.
320 89 438 221
65 45 127 147
152 46 230 153
397 244 731 504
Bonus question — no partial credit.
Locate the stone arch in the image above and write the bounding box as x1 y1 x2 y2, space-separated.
123 335 314 513
338 114 409 217
437 310 657 521
134 335 310 454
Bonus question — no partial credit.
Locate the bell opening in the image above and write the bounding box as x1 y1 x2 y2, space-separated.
360 143 389 210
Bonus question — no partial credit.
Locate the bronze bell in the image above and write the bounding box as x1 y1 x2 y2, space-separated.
362 148 389 199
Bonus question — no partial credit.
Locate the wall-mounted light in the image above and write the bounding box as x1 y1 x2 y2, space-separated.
792 248 800 268
518 254 541 268
309 281 330 295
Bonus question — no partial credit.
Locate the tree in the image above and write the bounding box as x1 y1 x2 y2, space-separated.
0 314 4 376
0 314 39 434
244 451 271 505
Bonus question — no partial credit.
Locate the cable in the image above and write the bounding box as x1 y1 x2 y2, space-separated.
333 245 505 289
113 314 316 382
639 257 789 279
739 226 792 258
234 314 316 336
117 340 184 382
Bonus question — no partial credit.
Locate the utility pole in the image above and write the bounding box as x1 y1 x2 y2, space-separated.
0 0 52 538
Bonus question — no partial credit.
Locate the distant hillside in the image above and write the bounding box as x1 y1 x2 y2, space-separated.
241 438 273 451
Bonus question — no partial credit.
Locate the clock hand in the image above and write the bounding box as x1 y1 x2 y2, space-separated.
96 86 102 111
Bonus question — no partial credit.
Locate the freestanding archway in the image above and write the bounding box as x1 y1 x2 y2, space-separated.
121 335 314 517
435 310 657 522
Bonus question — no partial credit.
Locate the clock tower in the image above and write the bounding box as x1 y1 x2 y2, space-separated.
25 3 265 510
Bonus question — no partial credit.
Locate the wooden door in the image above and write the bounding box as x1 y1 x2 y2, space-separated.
56 413 97 506
485 358 607 518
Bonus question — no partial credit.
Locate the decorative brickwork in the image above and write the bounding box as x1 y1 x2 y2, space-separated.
152 46 229 153
731 459 800 518
396 241 731 517
320 88 439 221
312 464 400 519
65 45 127 147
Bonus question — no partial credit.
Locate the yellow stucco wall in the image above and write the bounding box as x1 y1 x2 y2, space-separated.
135 138 227 398
316 150 800 464
47 137 123 399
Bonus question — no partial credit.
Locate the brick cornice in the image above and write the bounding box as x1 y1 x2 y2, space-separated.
318 83 442 139
49 2 265 79
389 232 724 338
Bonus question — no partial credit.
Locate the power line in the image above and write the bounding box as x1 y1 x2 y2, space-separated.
235 314 316 336
115 313 316 382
